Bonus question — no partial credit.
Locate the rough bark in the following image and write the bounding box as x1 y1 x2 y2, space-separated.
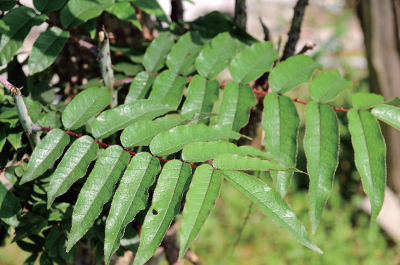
234 0 247 29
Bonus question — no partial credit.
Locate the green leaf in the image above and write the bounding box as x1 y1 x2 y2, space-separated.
150 124 243 156
33 0 67 13
47 136 99 208
124 72 156 104
148 70 188 109
113 61 143 76
16 240 42 253
179 164 222 260
372 104 400 131
309 70 351 103
21 129 70 184
13 214 48 242
107 1 142 30
0 7 46 65
28 27 69 75
0 20 10 34
229 41 278 84
5 124 23 150
129 0 169 24
39 252 52 265
182 141 278 162
62 86 111 130
221 170 323 254
121 117 182 148
67 145 130 251
216 81 256 132
60 0 114 29
134 160 192 265
0 0 16 11
142 33 174 73
0 128 6 151
80 18 97 39
213 154 300 172
304 102 339 234
195 32 238 79
104 153 160 265
0 181 21 227
352 92 386 110
166 31 204 76
347 109 386 224
120 225 140 254
262 92 300 196
181 75 219 120
269 55 321 94
23 253 39 265
92 100 174 139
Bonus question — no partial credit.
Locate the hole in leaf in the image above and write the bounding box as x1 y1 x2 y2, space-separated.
152 209 158 215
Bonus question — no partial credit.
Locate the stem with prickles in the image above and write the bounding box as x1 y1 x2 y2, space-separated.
98 29 117 108
0 76 41 149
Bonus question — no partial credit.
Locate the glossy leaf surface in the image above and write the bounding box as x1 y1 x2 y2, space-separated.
124 72 156 104
352 92 386 110
372 104 400 131
129 0 169 23
0 181 21 227
107 1 141 30
33 0 67 13
309 70 351 103
142 33 174 73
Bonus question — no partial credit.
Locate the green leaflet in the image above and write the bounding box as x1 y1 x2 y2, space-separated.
229 41 278 84
124 72 156 104
182 141 278 162
134 160 192 265
213 154 300 172
216 81 256 132
21 129 70 184
372 104 400 130
150 124 244 156
92 100 174 139
107 1 142 30
142 33 175 73
47 136 99 209
269 55 321 94
352 92 386 110
129 0 169 24
121 117 182 148
195 32 239 79
13 214 48 242
148 70 189 109
67 146 130 251
28 27 69 75
33 0 67 13
23 253 38 265
0 7 46 65
304 102 339 234
181 75 219 121
104 153 160 265
0 181 21 227
166 31 204 76
221 170 323 254
347 109 386 224
309 70 352 103
179 164 222 260
262 92 300 196
0 128 6 151
60 0 114 29
62 86 111 130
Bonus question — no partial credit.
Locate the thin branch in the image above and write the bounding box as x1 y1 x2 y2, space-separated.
234 0 247 29
281 0 309 61
113 77 134 88
297 42 316 55
171 0 184 23
232 202 253 251
69 35 99 56
259 17 270 41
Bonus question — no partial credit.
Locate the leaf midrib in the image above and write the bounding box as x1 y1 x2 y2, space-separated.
237 47 275 84
276 63 318 93
66 1 105 28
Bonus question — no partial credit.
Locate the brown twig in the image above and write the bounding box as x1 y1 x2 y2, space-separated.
69 35 99 56
171 0 184 23
297 42 316 55
281 0 309 61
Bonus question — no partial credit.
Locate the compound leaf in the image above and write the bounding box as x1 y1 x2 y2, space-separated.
372 104 400 131
304 102 339 234
92 100 174 139
67 145 130 251
0 7 46 65
352 92 385 110
134 160 192 265
150 124 243 156
166 31 204 76
309 70 352 103
262 92 300 196
28 27 69 75
142 33 174 73
148 70 188 109
0 181 21 227
124 72 156 104
229 41 278 84
47 136 99 209
21 129 70 184
216 81 256 132
347 109 386 224
62 86 111 130
105 153 160 265
181 75 219 121
269 55 321 94
179 164 222 260
221 170 323 254
195 32 238 79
